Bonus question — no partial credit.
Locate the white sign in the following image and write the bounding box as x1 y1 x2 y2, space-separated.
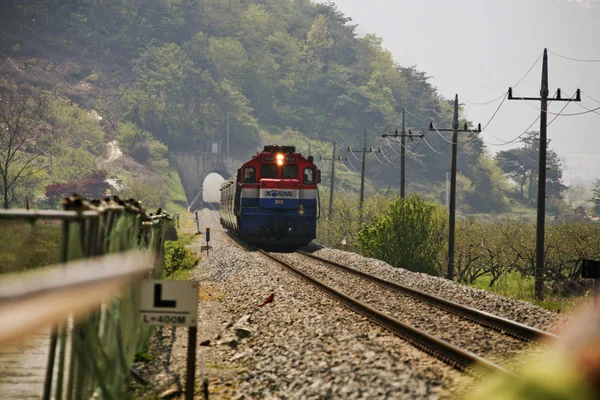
140 280 198 326
260 188 299 199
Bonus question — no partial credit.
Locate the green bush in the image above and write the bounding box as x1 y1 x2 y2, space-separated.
357 194 446 275
163 240 198 278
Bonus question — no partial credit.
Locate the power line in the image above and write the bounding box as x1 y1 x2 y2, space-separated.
463 92 507 106
548 50 600 63
384 137 402 155
371 149 388 165
382 108 404 135
583 91 600 105
548 97 574 126
462 51 543 105
422 135 449 155
431 123 458 145
344 157 359 171
571 101 600 116
378 145 395 163
464 92 509 145
477 116 541 147
348 147 362 161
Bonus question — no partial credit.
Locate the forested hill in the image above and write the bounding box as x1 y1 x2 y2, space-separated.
1 0 508 212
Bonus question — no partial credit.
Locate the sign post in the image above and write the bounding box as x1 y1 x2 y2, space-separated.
581 260 600 306
195 212 200 234
201 227 211 255
140 280 199 400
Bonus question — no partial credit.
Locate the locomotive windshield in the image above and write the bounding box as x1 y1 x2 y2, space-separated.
282 164 298 178
261 164 277 178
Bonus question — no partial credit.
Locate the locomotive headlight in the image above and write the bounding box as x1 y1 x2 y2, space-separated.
276 153 284 165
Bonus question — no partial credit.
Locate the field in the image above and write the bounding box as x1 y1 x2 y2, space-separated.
0 221 61 275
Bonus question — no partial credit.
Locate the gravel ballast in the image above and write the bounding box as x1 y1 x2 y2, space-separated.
139 209 569 398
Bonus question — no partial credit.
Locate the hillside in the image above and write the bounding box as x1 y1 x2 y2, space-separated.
0 0 522 212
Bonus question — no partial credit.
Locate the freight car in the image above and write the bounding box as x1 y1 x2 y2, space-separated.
220 145 320 248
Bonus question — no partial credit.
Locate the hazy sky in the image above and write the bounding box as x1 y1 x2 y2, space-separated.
331 0 600 184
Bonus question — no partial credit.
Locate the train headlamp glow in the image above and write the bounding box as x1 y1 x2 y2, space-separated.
276 153 284 165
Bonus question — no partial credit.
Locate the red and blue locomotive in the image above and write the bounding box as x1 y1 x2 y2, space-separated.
220 145 320 248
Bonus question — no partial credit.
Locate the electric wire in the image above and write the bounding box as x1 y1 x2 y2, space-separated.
379 145 395 163
462 92 507 106
510 92 599 116
471 116 540 146
371 150 387 165
388 136 421 156
348 146 362 161
382 108 404 135
422 136 449 154
431 122 458 145
384 137 401 155
548 50 600 63
462 51 543 105
572 100 600 116
583 91 600 105
345 155 359 171
464 93 509 144
547 97 574 126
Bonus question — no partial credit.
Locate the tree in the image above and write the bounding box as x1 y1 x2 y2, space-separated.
590 179 600 203
496 131 565 203
0 90 52 209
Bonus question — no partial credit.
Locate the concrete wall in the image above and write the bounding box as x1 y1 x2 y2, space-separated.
171 152 240 211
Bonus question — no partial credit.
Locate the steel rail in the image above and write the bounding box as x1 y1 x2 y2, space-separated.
259 249 516 377
297 251 559 343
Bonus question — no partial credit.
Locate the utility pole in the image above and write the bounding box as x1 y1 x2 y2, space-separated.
349 129 381 216
429 95 481 281
217 112 231 154
508 48 581 300
320 141 348 219
226 111 230 154
382 108 422 198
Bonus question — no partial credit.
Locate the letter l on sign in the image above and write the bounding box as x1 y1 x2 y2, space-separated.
154 284 177 308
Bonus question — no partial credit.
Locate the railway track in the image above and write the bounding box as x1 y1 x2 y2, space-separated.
258 249 556 377
297 250 559 343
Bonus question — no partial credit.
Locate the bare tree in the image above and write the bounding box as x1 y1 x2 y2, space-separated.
0 90 51 209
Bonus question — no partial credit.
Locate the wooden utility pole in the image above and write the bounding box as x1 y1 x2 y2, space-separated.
349 129 380 216
429 95 481 281
508 48 581 300
382 108 422 198
320 141 348 219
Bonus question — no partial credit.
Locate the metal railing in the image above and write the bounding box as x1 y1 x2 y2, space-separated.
0 195 172 399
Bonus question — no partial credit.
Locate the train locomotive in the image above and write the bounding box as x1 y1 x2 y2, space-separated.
220 145 321 249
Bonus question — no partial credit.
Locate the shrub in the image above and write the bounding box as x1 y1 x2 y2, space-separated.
357 194 446 275
163 240 197 277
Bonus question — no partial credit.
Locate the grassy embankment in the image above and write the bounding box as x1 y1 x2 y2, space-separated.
162 166 199 281
470 272 587 314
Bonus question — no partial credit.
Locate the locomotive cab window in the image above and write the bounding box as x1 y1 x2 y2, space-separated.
304 168 314 184
261 164 277 178
282 164 298 178
243 167 256 183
